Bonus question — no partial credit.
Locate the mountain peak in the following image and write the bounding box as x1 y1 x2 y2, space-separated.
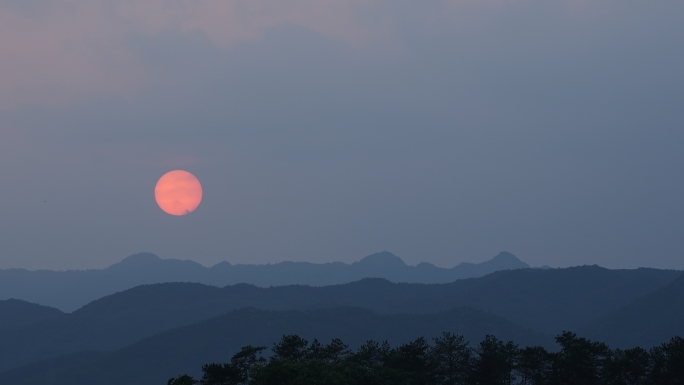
107 253 162 270
477 251 530 270
491 251 521 263
356 251 406 267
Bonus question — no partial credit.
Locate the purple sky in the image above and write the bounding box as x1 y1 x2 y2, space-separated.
1 0 683 270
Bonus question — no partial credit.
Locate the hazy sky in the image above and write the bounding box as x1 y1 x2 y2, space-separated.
1 0 683 270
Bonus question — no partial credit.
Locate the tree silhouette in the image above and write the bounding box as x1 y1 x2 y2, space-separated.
272 335 309 362
168 332 684 385
551 331 610 385
167 374 197 385
469 335 517 385
517 346 552 385
431 332 472 385
196 346 267 385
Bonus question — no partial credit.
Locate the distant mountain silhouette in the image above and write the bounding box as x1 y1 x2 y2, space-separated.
0 307 551 385
580 272 684 348
0 251 530 311
0 265 679 372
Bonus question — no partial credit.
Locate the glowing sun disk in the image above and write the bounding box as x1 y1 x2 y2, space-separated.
155 170 203 216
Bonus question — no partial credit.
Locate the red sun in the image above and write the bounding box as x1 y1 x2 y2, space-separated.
154 170 203 216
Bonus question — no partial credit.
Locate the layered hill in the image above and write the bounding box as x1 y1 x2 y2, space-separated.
0 251 529 311
0 299 63 330
0 265 679 372
0 307 551 385
580 272 684 348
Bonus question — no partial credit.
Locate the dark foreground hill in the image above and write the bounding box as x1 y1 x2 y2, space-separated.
0 251 529 311
0 266 679 372
580 272 684 348
69 265 679 334
0 307 550 385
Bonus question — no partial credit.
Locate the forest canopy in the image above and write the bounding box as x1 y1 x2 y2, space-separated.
168 331 684 385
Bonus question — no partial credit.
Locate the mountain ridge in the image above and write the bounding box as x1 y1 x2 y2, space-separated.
580 271 684 348
0 251 530 311
0 265 679 372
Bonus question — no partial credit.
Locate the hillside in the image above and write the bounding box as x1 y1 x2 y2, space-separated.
0 307 550 385
0 299 64 330
0 265 678 372
580 272 684 348
0 251 529 311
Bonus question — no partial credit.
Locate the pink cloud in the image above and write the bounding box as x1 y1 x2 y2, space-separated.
0 0 382 109
0 3 147 109
116 0 378 46
0 0 602 110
